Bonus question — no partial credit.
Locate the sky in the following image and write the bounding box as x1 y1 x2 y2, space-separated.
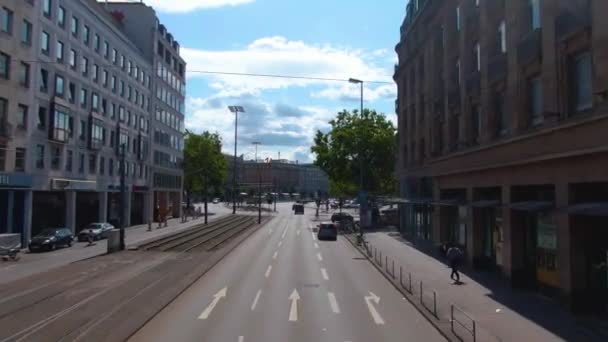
140 0 406 163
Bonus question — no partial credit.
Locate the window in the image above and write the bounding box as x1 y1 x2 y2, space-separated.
17 104 27 129
78 153 84 173
43 0 52 18
88 154 96 174
471 105 480 143
455 58 461 85
57 6 64 27
79 88 87 107
498 20 506 53
1 7 13 34
0 52 9 79
100 157 105 175
92 93 99 111
71 16 78 36
496 92 508 136
110 103 116 120
109 158 114 176
119 106 125 121
19 62 29 87
52 108 69 142
55 74 64 96
51 146 60 170
94 34 100 52
41 31 50 54
120 80 125 97
69 49 76 68
21 20 32 44
81 56 88 76
529 76 543 126
157 41 163 56
102 70 108 86
529 0 541 30
83 25 89 45
35 144 44 169
456 5 460 31
37 106 46 130
66 150 72 171
473 42 481 72
103 41 109 58
572 52 593 112
110 130 115 147
90 119 103 149
68 82 75 102
40 68 48 92
56 40 64 62
92 64 99 82
15 148 26 172
111 75 116 92
79 119 86 140
101 98 107 114
120 55 125 70
112 48 117 64
128 86 132 101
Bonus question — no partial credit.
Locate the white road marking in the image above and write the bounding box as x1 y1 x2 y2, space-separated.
288 289 300 322
311 232 317 241
268 228 273 235
265 265 272 278
321 268 329 280
314 243 319 249
251 290 262 311
198 287 228 320
328 292 340 314
296 229 300 235
281 228 287 239
278 241 282 247
364 292 385 325
238 336 244 342
272 251 278 259
317 252 323 261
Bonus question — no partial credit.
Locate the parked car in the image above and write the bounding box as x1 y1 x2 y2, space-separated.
317 222 338 241
294 204 304 215
77 223 114 242
29 228 73 252
331 212 354 223
212 198 220 204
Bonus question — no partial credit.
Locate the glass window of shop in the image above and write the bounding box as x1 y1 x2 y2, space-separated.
536 212 559 287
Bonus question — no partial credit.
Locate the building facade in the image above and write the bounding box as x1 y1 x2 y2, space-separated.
394 0 608 313
0 0 184 244
103 1 186 224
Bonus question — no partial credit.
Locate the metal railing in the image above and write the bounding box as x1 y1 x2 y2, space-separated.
420 281 438 319
451 304 476 342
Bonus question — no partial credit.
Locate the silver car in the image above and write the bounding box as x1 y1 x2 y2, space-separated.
77 223 115 241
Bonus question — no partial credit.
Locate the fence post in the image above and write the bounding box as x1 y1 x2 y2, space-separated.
374 248 377 262
379 251 382 266
433 291 437 318
473 320 477 342
409 272 412 294
385 256 389 272
451 305 454 333
392 260 395 278
420 281 423 305
399 266 403 284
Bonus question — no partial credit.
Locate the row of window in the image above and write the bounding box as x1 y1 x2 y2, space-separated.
155 85 185 115
153 150 182 170
156 61 185 96
156 39 185 78
153 172 182 189
0 52 31 88
153 129 183 152
1 6 33 45
154 108 185 133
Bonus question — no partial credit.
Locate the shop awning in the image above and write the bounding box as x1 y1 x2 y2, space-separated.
509 201 553 212
471 200 501 208
567 202 608 217
434 198 468 206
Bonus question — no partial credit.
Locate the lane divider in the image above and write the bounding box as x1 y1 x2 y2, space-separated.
250 290 262 311
317 253 323 261
265 265 272 278
321 268 329 280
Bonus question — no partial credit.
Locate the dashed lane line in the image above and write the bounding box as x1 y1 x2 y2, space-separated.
250 290 262 311
264 265 272 278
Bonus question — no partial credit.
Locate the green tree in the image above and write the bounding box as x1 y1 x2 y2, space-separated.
311 109 396 197
183 131 228 207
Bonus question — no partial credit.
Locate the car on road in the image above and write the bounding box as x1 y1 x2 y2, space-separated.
77 223 115 242
331 212 354 223
212 198 220 204
317 222 338 241
293 204 304 215
29 228 74 252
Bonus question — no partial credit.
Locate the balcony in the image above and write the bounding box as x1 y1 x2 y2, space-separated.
555 6 591 40
517 28 542 66
488 53 508 84
465 71 481 96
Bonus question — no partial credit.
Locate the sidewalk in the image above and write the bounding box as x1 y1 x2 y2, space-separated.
0 203 231 285
358 231 605 342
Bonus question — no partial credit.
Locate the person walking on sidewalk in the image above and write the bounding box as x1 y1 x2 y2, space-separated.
446 245 463 284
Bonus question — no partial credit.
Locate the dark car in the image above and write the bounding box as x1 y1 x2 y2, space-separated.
77 223 114 242
29 228 73 252
317 223 338 241
294 204 304 215
331 212 354 223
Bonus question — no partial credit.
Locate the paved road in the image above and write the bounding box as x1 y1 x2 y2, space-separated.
130 203 445 342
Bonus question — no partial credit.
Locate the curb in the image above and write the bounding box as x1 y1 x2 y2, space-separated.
343 234 456 342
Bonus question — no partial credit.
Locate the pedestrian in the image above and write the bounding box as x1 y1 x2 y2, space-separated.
446 245 462 283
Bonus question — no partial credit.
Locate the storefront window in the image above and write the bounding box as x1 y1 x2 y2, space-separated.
536 212 559 287
458 206 467 246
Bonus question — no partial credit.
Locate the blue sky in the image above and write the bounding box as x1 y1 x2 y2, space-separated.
145 0 405 163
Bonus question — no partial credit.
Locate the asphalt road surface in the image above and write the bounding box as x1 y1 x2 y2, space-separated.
130 203 445 342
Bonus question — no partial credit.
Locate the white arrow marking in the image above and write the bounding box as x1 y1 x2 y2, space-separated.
251 289 262 311
296 230 301 235
311 232 317 241
278 240 283 247
321 268 329 280
265 265 272 278
198 287 227 320
272 251 278 259
238 336 244 342
317 252 323 261
288 289 300 322
364 292 385 325
327 292 340 314
281 228 287 239
314 243 319 249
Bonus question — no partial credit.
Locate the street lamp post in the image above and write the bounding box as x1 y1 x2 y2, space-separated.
252 141 262 224
349 78 366 231
228 106 245 215
119 143 126 250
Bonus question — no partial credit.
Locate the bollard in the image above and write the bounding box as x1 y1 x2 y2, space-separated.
147 221 152 232
164 218 168 228
379 251 382 267
399 266 403 284
392 260 395 278
433 291 437 318
385 256 388 272
420 281 423 305
374 248 377 262
409 272 412 294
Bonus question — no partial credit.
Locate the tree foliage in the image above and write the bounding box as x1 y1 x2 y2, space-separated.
311 109 396 197
183 131 228 197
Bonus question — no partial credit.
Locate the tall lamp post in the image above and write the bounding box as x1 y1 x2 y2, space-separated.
228 106 245 214
119 143 126 250
252 141 262 224
349 78 366 230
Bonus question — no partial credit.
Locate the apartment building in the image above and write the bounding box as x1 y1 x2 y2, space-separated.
394 0 608 313
0 0 185 244
104 1 186 221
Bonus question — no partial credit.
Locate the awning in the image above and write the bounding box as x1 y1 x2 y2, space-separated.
509 201 553 212
471 200 501 208
434 198 468 206
567 202 608 217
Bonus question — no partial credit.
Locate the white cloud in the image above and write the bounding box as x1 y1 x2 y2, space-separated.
123 0 254 13
311 83 396 103
182 36 394 95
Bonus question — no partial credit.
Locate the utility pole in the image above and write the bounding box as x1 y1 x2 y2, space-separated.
119 143 126 250
252 141 262 224
228 106 245 215
203 173 208 224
